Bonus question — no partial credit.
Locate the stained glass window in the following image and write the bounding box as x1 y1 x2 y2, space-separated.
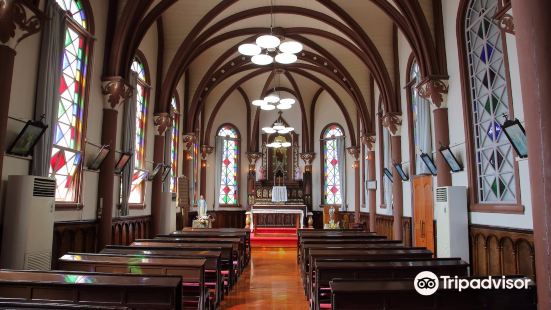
129 57 148 204
465 0 516 202
218 126 239 205
323 125 344 205
410 60 433 175
170 96 179 193
50 0 90 202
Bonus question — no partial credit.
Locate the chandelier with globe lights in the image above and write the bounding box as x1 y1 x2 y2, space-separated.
252 70 296 110
237 1 302 65
263 112 294 148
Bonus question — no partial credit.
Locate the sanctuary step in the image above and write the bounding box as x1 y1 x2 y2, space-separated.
251 227 298 248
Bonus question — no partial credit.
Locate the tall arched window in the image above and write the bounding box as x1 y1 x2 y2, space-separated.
50 0 92 202
407 58 433 175
322 124 344 205
464 0 517 204
170 96 179 193
129 56 149 204
217 125 240 205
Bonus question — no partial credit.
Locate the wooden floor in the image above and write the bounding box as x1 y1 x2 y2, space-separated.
221 248 309 309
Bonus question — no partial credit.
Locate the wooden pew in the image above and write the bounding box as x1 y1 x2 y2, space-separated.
305 249 433 299
58 253 206 310
329 277 537 310
101 246 224 307
0 301 129 309
172 229 251 265
297 233 386 261
312 259 468 310
154 237 244 276
0 270 182 309
131 240 237 288
300 241 403 271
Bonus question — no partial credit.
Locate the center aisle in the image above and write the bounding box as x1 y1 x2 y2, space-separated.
221 248 309 309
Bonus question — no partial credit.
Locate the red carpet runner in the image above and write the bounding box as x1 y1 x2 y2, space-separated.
250 227 298 248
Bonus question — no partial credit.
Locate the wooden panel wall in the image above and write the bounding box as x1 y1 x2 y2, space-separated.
111 216 151 245
51 220 97 269
469 225 535 279
185 211 246 229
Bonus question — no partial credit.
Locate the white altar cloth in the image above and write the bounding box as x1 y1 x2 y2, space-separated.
247 208 304 230
271 186 288 202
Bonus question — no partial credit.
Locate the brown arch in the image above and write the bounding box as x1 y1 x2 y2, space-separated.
161 6 395 116
188 55 365 135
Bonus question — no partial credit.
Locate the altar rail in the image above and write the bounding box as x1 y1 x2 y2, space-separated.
182 211 246 229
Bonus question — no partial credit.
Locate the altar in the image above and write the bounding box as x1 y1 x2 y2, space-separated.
248 204 308 231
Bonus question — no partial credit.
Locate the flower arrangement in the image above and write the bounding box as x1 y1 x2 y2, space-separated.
196 214 215 225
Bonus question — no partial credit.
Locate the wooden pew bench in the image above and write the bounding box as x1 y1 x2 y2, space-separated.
58 253 206 310
0 301 129 309
329 277 537 310
131 241 237 289
305 249 433 300
101 246 224 307
154 237 244 276
0 270 182 309
297 234 386 262
312 259 468 310
172 229 251 266
299 241 404 273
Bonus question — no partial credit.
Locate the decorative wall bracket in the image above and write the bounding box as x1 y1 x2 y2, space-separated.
361 135 376 151
181 133 195 151
381 112 403 136
101 76 132 110
0 0 44 49
153 112 171 136
299 152 316 165
200 145 214 160
246 152 262 165
346 146 361 160
417 78 449 109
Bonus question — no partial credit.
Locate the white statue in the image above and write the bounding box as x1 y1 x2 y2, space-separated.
295 166 302 180
197 195 207 218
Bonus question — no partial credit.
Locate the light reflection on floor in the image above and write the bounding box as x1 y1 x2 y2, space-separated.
221 248 309 309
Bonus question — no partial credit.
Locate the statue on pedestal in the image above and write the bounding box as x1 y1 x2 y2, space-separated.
258 166 265 181
295 166 302 181
193 195 213 228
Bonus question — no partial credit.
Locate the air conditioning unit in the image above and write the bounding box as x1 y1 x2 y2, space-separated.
434 186 469 263
1 176 56 270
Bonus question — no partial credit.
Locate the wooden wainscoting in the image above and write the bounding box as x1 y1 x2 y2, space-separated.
51 220 97 269
111 216 151 245
469 225 535 279
373 214 412 247
186 211 246 228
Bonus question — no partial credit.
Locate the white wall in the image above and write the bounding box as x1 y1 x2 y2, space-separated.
386 0 534 230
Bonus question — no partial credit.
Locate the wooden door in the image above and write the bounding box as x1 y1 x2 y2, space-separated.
413 176 434 253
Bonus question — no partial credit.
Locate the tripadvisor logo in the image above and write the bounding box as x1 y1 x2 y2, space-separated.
414 271 531 296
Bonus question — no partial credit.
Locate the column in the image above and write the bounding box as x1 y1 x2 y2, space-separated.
246 152 262 208
199 145 213 197
0 1 44 192
150 113 171 236
510 1 551 307
98 77 132 249
300 152 315 210
180 134 195 227
346 146 361 223
362 136 377 232
382 113 403 241
418 79 452 187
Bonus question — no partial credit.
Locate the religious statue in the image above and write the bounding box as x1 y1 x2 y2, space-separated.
197 195 207 217
258 165 265 181
193 195 213 228
295 166 302 181
324 206 340 229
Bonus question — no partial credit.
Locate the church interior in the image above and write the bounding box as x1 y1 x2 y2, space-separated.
0 0 549 309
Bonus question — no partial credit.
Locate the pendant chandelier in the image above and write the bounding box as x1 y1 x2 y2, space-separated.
252 70 296 110
238 0 302 65
266 135 292 148
263 111 294 142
